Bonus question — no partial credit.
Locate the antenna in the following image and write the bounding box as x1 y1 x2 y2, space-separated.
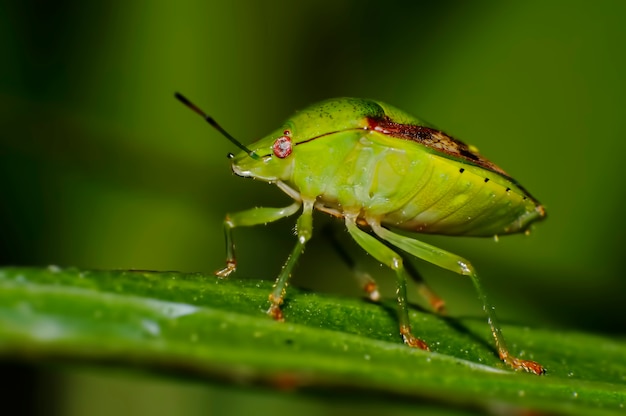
175 92 260 160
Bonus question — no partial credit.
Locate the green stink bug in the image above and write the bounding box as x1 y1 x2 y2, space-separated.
176 93 547 375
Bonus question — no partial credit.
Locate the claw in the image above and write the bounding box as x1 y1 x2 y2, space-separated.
400 325 429 351
363 281 380 302
267 304 284 322
500 351 546 375
215 260 236 278
267 293 285 321
430 298 447 316
509 357 546 375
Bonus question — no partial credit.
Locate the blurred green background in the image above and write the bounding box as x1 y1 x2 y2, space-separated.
1 0 625 414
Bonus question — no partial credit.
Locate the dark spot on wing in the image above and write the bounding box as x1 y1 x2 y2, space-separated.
460 148 480 161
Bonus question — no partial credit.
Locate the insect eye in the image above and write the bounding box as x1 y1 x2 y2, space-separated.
272 136 292 158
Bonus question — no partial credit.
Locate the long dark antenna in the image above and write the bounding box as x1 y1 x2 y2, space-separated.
175 92 260 160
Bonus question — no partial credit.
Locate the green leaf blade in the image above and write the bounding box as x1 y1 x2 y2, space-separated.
0 267 625 415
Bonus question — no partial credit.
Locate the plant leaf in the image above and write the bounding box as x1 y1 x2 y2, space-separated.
0 267 624 414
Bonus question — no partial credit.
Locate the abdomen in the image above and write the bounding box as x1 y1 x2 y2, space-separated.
382 154 545 236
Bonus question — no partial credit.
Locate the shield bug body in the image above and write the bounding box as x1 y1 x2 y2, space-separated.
176 94 547 375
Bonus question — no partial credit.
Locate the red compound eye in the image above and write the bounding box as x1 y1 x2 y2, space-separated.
272 136 292 158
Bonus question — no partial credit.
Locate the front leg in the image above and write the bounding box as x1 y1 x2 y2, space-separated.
215 202 301 277
267 200 314 321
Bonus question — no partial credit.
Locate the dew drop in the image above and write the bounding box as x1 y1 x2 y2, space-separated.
141 319 161 336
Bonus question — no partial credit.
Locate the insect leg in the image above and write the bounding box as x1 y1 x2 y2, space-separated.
323 223 380 301
344 216 428 350
215 201 301 277
323 222 444 309
267 200 314 321
369 222 545 375
403 254 447 315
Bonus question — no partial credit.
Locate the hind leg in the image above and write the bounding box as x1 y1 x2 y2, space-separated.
369 220 545 375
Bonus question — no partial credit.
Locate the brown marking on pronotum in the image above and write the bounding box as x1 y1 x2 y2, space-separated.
368 116 508 176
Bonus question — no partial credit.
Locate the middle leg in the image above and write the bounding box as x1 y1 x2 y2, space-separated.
325 222 446 313
344 215 428 350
